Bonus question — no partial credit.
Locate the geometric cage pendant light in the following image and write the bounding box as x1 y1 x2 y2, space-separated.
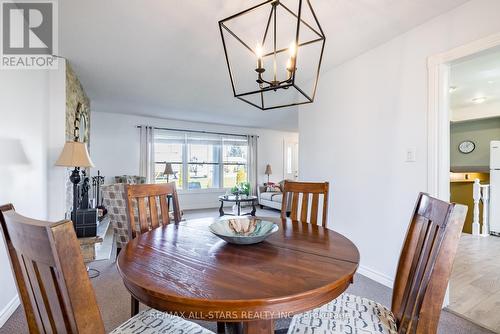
219 0 326 110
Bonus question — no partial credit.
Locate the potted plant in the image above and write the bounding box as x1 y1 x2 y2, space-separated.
231 182 251 196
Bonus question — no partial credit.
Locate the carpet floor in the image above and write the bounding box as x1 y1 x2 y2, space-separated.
0 258 494 334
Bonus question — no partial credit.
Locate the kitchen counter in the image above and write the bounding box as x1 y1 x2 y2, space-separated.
450 166 490 173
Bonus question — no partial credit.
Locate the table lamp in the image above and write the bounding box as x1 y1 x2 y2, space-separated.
163 162 174 182
55 141 95 222
265 164 272 184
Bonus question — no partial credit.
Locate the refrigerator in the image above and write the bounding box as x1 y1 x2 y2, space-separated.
490 141 500 236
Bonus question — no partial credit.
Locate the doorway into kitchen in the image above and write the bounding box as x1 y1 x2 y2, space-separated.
446 46 500 332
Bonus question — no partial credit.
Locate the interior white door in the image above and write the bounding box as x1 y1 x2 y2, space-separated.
284 139 299 180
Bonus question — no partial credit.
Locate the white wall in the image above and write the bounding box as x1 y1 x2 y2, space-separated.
0 70 49 326
298 0 500 287
90 111 298 210
0 65 66 327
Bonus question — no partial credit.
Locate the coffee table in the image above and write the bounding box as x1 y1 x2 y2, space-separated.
218 194 258 216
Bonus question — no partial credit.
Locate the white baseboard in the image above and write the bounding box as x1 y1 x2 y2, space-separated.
0 294 20 329
358 265 394 288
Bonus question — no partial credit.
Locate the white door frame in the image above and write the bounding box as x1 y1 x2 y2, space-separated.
427 31 500 308
427 32 500 201
283 138 299 180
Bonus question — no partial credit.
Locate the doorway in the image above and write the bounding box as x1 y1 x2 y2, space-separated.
448 47 500 332
284 138 299 180
429 34 500 332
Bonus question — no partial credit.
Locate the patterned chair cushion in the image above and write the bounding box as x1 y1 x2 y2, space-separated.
287 293 397 334
110 309 214 334
115 175 146 185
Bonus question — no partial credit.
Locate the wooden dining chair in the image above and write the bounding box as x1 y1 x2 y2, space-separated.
125 182 181 239
125 182 181 316
280 180 329 226
287 193 467 334
0 204 213 334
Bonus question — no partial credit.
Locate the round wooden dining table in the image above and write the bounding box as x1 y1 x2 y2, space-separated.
116 217 359 334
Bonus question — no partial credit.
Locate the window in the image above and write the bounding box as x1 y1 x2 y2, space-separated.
154 131 184 189
222 137 248 188
154 130 249 191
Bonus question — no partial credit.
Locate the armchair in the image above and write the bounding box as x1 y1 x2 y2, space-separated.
101 176 146 254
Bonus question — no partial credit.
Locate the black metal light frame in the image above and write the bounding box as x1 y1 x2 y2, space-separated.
219 0 326 110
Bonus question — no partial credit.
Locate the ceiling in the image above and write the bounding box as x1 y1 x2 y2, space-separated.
450 47 500 117
59 0 470 131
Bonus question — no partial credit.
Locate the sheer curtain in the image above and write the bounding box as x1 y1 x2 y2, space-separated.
247 135 258 196
139 126 155 183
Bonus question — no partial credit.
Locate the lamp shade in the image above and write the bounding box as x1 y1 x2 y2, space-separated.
55 141 95 168
163 162 174 175
264 164 272 175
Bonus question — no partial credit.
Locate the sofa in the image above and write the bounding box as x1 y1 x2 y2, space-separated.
258 182 290 212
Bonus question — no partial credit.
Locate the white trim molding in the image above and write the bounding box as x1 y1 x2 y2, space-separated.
357 265 394 289
427 31 500 201
0 294 19 329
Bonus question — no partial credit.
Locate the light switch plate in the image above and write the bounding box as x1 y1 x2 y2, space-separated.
406 148 417 162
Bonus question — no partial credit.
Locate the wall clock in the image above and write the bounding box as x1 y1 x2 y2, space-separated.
458 140 475 154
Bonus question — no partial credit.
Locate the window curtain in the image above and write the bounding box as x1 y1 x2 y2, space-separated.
247 135 258 196
139 126 155 183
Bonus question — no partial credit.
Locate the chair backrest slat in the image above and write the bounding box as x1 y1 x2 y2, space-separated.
159 195 170 226
125 183 180 238
0 205 105 334
26 259 65 333
137 197 149 233
290 192 300 221
281 181 329 227
148 196 160 229
310 193 319 225
391 193 467 334
301 193 309 223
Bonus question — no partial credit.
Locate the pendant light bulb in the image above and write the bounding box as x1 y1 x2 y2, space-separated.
256 44 264 70
255 44 264 58
289 42 297 57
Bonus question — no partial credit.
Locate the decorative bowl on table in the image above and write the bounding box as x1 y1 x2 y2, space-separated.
209 217 279 245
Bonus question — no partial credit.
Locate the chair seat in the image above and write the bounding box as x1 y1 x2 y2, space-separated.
287 293 397 334
110 309 214 334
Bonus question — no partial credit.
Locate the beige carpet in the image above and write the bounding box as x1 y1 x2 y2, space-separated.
0 258 494 334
